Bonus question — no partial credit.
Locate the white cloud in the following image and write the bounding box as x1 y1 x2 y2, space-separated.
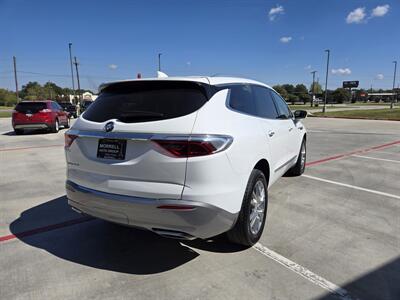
268 5 284 21
280 36 292 43
376 74 384 80
332 68 352 75
371 4 390 17
346 7 366 24
304 65 312 70
108 64 118 70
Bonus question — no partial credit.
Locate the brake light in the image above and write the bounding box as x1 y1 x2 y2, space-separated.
65 133 78 148
152 135 233 157
40 109 52 113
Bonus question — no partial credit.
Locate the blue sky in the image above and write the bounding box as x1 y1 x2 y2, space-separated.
0 0 399 92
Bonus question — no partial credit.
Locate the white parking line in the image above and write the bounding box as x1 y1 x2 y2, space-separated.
352 155 400 164
303 175 400 200
253 243 353 300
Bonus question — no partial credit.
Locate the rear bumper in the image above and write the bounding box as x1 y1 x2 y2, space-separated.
14 123 51 130
66 180 238 239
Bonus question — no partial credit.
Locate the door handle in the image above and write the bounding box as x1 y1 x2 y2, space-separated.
289 127 294 132
268 131 275 137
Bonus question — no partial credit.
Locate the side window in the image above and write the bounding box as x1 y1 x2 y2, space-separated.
270 91 292 119
252 86 279 119
50 102 57 110
229 85 256 116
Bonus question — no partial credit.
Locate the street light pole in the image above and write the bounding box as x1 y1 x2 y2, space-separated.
68 43 76 101
13 56 19 101
74 56 81 102
391 60 397 109
158 53 162 71
323 49 330 113
310 71 317 107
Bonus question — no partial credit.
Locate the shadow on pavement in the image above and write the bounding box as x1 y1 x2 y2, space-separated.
10 196 245 275
319 257 400 300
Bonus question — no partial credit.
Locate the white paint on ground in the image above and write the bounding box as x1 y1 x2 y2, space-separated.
352 155 400 164
253 243 354 300
303 175 400 200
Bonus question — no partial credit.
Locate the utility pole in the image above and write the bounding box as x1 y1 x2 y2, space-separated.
68 43 76 101
73 56 81 102
158 53 162 71
310 71 317 107
13 56 19 101
391 60 397 109
323 49 330 113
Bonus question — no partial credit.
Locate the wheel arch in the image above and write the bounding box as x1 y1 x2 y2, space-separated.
253 159 270 187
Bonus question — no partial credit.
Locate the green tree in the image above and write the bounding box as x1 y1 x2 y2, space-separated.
0 88 18 106
20 81 45 100
43 81 63 99
331 88 350 103
309 82 323 95
282 84 295 95
287 93 299 104
294 84 310 104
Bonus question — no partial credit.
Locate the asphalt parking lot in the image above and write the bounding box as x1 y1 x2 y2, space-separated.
0 117 399 300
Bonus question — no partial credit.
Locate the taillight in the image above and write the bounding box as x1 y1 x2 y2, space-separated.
65 133 78 148
152 135 233 157
40 109 52 113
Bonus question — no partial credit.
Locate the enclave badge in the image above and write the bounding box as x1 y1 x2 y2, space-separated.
104 121 114 132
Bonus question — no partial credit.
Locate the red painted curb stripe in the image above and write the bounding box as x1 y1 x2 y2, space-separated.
0 139 399 244
0 216 92 243
0 144 64 152
306 140 400 167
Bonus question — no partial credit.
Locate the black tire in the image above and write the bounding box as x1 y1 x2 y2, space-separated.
227 169 268 246
14 129 24 135
51 119 59 133
286 138 306 176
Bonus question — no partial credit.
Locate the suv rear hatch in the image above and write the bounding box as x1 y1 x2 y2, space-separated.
13 102 50 123
66 80 213 199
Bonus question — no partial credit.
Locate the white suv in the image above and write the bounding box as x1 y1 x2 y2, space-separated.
64 77 307 246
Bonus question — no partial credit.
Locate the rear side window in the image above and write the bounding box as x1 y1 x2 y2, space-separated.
15 102 47 113
83 81 210 123
229 85 256 116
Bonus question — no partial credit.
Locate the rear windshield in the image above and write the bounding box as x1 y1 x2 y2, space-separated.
15 102 47 113
83 81 210 123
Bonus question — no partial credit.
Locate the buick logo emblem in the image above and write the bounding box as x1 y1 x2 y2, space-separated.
104 122 114 132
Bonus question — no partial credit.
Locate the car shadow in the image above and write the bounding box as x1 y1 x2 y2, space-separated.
318 257 400 300
10 196 245 275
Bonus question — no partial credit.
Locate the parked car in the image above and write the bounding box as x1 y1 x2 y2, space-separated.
64 77 307 246
59 102 78 118
12 100 70 135
80 100 93 113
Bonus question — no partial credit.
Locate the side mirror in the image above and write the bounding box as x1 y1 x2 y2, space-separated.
294 110 307 119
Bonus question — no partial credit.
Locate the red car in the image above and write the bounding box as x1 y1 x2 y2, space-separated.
12 101 70 135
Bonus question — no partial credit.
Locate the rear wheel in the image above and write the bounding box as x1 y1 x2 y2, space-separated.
51 119 59 133
227 169 268 246
14 129 23 135
286 138 306 176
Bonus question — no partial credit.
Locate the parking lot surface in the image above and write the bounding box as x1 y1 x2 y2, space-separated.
1 117 399 300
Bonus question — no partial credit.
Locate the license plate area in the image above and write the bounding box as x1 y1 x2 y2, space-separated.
97 139 127 160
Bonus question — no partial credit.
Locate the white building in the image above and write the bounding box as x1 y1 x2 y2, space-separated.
68 92 98 103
